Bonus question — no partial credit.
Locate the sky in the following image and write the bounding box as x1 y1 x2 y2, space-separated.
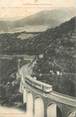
0 0 76 20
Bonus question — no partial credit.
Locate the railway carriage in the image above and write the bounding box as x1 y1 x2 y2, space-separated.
24 75 52 93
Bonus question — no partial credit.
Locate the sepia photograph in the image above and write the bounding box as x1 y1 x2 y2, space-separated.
0 0 76 117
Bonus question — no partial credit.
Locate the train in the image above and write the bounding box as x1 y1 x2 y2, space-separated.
24 75 52 93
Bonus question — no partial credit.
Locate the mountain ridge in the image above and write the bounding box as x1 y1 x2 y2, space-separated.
0 8 75 32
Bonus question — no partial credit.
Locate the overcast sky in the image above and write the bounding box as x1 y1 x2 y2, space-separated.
0 0 76 20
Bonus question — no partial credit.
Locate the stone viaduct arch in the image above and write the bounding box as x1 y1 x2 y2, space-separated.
47 103 57 117
27 93 33 115
34 97 44 117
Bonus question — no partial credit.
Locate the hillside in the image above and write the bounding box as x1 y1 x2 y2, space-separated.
0 31 39 54
31 17 76 97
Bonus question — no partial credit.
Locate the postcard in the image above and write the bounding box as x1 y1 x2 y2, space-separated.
0 0 76 117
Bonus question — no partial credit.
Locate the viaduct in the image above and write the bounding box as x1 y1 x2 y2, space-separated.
17 65 76 117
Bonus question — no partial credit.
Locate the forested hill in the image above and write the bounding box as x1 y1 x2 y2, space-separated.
0 17 76 55
0 31 39 54
31 17 76 97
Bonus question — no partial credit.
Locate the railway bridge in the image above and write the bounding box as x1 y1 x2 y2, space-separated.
18 66 76 117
